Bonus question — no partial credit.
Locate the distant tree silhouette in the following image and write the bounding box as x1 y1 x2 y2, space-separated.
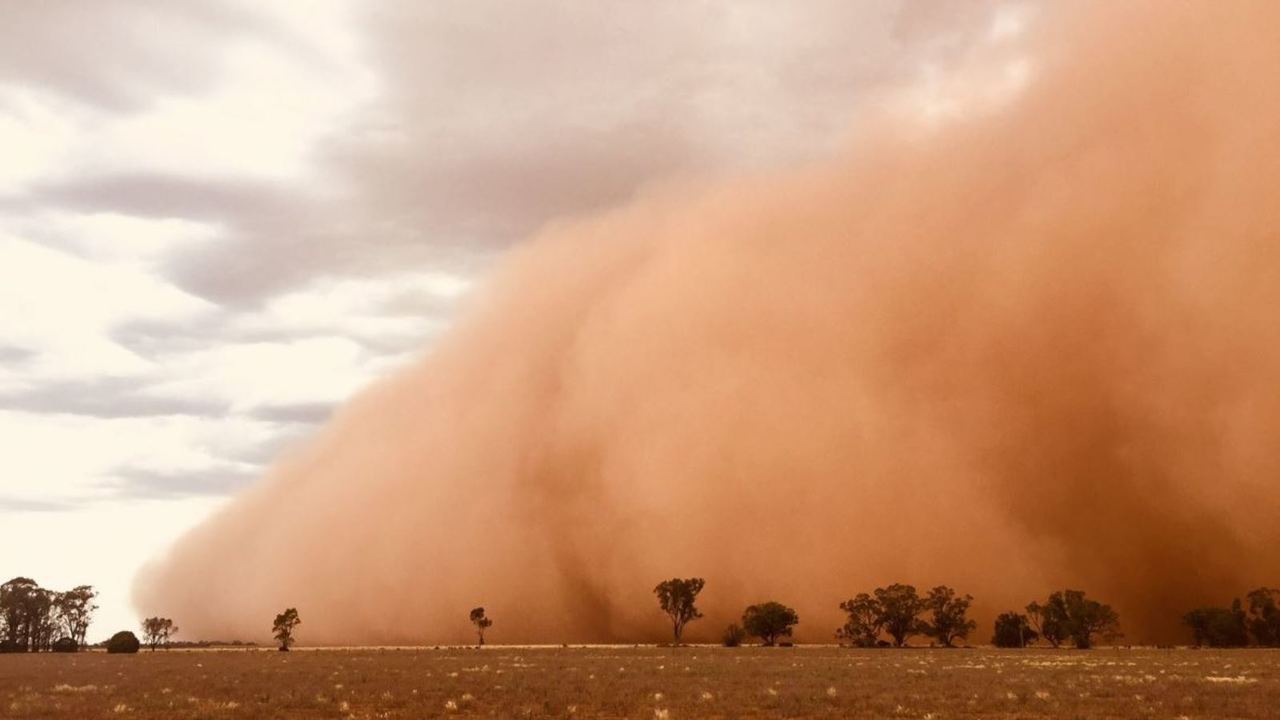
653 578 705 644
721 623 746 647
1031 590 1119 649
1184 602 1248 648
469 607 493 646
272 608 301 651
742 602 799 646
106 630 140 654
142 617 178 651
921 586 976 647
874 584 927 647
992 612 1038 648
836 593 884 647
1245 587 1280 646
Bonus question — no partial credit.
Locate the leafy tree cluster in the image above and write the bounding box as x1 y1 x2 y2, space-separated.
837 584 976 648
0 577 97 653
1184 588 1280 648
1023 589 1121 649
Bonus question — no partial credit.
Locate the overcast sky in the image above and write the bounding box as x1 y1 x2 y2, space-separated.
0 0 1010 640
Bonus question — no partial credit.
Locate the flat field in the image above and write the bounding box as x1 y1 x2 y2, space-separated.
3 646 1279 719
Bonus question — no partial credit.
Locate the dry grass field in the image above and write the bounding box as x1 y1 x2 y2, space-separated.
3 646 1279 719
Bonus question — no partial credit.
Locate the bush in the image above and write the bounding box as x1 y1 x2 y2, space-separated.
721 623 746 647
106 631 141 654
51 637 79 653
0 640 24 654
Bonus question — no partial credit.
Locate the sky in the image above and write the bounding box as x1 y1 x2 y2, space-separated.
0 1 1010 641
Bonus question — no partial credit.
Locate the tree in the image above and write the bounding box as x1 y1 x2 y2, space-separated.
1245 587 1280 647
106 630 140 654
741 602 799 646
142 617 178 651
836 593 884 647
56 586 98 649
874 584 926 647
469 607 492 646
1025 601 1066 648
1184 602 1248 648
272 608 301 651
921 586 976 647
653 578 705 644
1033 590 1120 649
992 612 1038 648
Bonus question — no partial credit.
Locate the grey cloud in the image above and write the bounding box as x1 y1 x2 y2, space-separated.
248 402 334 425
0 377 228 419
0 344 36 365
0 0 263 112
0 494 77 513
105 463 260 500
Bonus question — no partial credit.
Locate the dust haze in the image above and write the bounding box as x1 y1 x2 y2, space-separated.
136 2 1280 644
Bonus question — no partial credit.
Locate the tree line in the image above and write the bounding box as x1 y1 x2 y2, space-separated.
1181 588 1280 648
651 577 1126 649
1 577 97 653
9 573 1279 651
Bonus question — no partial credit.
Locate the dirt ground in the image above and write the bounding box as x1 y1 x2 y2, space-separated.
2 645 1278 719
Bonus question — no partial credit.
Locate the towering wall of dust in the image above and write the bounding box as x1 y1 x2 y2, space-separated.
137 2 1280 644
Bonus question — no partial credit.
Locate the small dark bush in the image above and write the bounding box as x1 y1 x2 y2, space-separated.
721 623 746 647
51 637 78 653
106 631 140 654
0 640 24 654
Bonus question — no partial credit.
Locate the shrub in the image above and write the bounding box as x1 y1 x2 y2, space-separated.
106 631 140 654
721 623 746 647
51 637 79 653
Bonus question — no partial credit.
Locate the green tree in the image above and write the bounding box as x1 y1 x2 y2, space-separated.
469 607 493 646
992 612 1038 648
653 578 705 644
921 586 976 647
741 602 799 646
874 584 926 647
836 593 883 647
272 608 301 651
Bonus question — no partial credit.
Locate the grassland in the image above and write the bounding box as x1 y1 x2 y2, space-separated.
3 646 1279 719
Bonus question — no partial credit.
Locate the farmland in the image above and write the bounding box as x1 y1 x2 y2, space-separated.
3 646 1279 719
